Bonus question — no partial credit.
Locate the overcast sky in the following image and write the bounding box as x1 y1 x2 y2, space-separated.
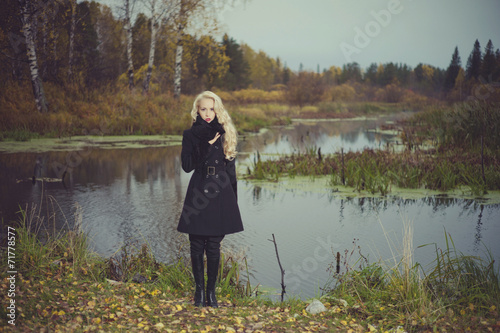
217 0 500 72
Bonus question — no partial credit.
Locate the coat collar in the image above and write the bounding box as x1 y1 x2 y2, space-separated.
191 115 225 141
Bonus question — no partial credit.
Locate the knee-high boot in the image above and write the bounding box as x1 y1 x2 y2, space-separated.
191 254 205 307
205 256 220 308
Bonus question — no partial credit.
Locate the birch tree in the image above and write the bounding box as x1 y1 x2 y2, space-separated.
67 0 76 80
142 0 158 93
124 0 135 89
173 0 237 98
143 0 175 93
18 0 48 112
173 0 188 98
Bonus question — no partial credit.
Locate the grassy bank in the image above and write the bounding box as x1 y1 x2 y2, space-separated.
0 83 423 141
1 204 499 332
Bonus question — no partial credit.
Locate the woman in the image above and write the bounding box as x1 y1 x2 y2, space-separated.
177 91 244 308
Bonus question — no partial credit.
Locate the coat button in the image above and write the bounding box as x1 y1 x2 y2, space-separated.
215 160 219 164
214 145 219 149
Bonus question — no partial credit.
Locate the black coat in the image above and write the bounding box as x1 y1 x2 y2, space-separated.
177 116 244 236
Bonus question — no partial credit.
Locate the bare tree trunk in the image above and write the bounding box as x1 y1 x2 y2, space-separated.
143 0 158 93
173 28 183 98
124 0 134 89
19 0 48 113
173 0 186 99
68 0 76 80
41 8 48 78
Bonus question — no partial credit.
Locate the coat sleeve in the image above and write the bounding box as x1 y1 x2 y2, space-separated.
181 130 212 173
225 158 238 200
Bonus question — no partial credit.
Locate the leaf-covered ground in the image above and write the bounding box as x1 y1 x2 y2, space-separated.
2 269 500 332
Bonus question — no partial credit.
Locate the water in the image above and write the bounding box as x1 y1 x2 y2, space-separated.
1 114 499 299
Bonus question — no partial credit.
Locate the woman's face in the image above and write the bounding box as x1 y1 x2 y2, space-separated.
198 98 215 123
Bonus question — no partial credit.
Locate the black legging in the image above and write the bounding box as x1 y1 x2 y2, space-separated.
189 234 225 258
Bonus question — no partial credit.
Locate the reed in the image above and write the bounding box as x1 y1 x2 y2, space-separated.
323 219 500 331
402 100 500 150
421 231 500 309
9 195 101 280
249 146 500 195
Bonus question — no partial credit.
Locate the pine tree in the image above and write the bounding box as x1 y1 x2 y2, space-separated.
220 34 250 90
494 49 500 81
364 63 378 84
465 39 482 80
481 39 496 80
444 46 461 91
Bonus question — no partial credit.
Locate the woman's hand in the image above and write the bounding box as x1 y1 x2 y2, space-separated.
208 132 221 145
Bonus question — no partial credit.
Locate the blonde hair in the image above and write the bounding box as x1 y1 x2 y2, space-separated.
190 91 238 160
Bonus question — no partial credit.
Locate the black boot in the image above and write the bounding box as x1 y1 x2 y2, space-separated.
205 256 220 308
191 254 205 307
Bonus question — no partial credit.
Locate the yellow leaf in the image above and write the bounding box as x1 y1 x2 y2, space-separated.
379 306 385 311
143 304 151 311
93 318 101 324
155 323 165 329
368 324 377 332
58 310 65 316
88 300 96 308
340 320 347 326
286 317 296 322
176 304 183 311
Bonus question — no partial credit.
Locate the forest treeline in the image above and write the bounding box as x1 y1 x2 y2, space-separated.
1 0 500 118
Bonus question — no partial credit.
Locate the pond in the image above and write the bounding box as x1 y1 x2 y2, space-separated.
1 113 499 299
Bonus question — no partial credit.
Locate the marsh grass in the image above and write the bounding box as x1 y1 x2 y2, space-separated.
12 196 103 281
402 100 500 150
323 219 500 331
248 146 500 195
421 231 500 309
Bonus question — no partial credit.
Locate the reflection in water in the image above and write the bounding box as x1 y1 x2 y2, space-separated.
475 205 484 252
1 117 499 299
242 180 500 298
